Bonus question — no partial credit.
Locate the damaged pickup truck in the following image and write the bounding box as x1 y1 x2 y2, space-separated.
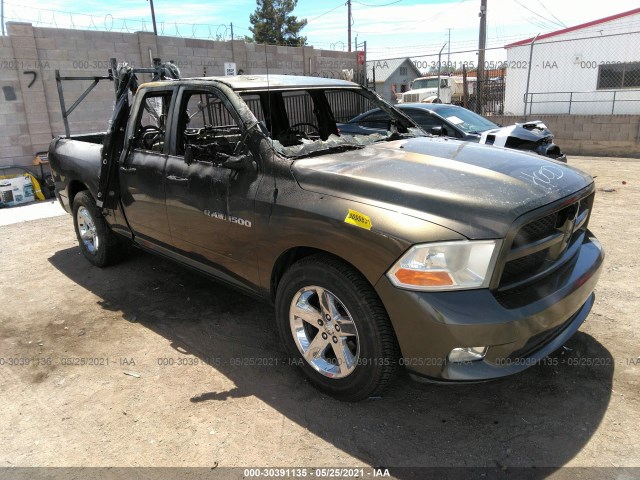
49 64 604 401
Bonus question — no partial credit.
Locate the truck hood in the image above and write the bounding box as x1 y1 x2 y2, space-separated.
403 87 438 98
291 137 593 239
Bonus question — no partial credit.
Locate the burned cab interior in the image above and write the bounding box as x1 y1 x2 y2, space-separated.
237 88 419 157
139 85 421 164
179 91 243 163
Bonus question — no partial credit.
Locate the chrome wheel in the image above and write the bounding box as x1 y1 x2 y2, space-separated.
76 206 99 254
289 286 360 379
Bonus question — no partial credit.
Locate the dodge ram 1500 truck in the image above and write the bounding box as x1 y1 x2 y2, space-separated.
49 69 604 401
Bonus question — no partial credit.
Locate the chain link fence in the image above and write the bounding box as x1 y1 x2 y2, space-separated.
368 27 640 117
509 29 640 116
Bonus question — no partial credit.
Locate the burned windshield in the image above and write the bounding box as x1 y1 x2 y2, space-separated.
238 87 423 158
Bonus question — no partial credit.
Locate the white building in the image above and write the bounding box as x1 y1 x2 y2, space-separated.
503 7 640 115
366 58 421 103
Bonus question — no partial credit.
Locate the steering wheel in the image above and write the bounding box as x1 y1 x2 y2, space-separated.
282 122 320 138
140 125 163 149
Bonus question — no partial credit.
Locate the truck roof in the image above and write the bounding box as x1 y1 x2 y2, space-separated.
139 74 357 92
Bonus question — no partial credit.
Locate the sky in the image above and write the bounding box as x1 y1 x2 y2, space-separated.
3 0 640 61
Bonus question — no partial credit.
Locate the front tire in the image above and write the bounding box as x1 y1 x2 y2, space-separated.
72 191 125 267
276 254 400 401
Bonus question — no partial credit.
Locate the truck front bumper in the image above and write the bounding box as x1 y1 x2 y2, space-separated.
374 231 604 381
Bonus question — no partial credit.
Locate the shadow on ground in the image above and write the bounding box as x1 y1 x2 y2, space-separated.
49 247 613 477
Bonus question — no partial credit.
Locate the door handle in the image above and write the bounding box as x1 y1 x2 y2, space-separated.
119 166 137 173
166 175 188 184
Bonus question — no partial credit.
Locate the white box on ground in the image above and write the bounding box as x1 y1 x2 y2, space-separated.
0 176 35 207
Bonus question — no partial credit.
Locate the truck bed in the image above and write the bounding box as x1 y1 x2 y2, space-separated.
49 134 105 213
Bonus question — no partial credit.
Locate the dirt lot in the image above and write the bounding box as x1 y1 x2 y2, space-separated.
0 156 638 478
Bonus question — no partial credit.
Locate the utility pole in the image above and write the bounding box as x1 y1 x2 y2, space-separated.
364 40 367 88
347 0 352 52
230 22 234 41
447 28 452 67
148 0 158 36
1 0 5 36
437 43 446 101
476 0 487 114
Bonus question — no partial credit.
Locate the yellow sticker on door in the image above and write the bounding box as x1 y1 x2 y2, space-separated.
344 209 372 230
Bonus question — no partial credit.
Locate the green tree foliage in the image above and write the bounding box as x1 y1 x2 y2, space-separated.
248 0 307 46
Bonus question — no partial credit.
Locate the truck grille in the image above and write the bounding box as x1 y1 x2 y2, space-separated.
403 93 420 103
498 191 594 291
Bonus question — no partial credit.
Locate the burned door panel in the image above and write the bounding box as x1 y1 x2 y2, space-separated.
164 87 263 289
119 90 172 245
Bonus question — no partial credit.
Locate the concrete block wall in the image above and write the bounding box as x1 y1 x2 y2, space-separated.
0 22 360 170
486 114 640 158
0 33 32 168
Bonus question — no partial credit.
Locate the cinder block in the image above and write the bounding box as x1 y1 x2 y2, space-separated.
40 49 69 61
115 42 140 55
17 134 33 146
26 122 52 135
35 37 56 50
159 46 179 57
185 39 208 49
54 38 77 50
0 101 25 114
30 133 54 145
1 146 28 158
572 131 591 140
88 31 124 43
159 36 186 47
0 136 17 147
12 47 39 60
7 22 34 37
10 35 36 49
608 132 631 141
608 116 632 124
0 124 27 136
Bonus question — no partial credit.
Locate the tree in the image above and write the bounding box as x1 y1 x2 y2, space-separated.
248 0 307 46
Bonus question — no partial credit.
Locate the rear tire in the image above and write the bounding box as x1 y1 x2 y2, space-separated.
275 254 400 401
72 191 125 267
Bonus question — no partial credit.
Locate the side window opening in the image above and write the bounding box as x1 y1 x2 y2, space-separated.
259 90 322 146
135 92 171 152
178 91 243 162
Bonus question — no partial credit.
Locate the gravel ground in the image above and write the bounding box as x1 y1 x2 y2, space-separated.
0 156 638 479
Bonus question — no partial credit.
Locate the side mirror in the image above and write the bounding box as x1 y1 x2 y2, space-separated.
431 126 444 136
222 152 254 171
185 144 194 165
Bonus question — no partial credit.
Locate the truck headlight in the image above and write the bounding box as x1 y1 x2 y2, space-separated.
387 240 501 291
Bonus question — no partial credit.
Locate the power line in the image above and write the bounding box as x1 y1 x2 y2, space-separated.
513 0 564 28
535 0 566 28
306 2 345 24
380 0 471 33
352 0 403 7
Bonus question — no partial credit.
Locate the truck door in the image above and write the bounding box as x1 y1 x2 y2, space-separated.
164 87 262 289
119 88 175 246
